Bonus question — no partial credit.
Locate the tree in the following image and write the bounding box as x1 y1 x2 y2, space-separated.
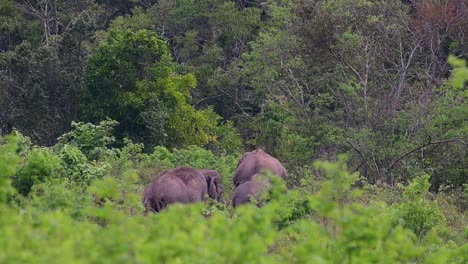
81 29 238 150
238 1 344 165
0 0 42 51
423 56 468 191
106 0 264 120
0 42 72 145
0 0 108 145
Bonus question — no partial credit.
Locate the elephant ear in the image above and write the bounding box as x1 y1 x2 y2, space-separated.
208 177 221 200
215 179 223 200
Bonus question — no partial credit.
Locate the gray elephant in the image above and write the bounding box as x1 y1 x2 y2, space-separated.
233 149 288 187
142 167 223 213
232 174 270 208
198 169 223 200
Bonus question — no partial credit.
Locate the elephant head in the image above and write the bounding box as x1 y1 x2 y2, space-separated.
199 169 223 201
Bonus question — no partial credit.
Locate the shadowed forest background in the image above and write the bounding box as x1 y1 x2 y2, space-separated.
0 0 467 262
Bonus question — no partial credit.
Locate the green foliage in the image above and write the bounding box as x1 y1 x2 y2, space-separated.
1 0 468 262
0 0 106 145
0 0 42 51
107 0 264 120
27 180 91 215
13 147 62 196
448 55 468 90
82 29 240 151
82 29 184 146
0 132 466 263
275 158 463 264
0 135 19 202
56 120 118 160
393 175 446 239
211 2 262 52
310 155 361 215
240 2 345 167
0 42 69 144
88 176 120 201
420 57 468 190
1 0 466 194
57 144 110 186
271 190 312 230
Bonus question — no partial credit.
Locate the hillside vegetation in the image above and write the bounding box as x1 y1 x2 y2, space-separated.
0 125 467 262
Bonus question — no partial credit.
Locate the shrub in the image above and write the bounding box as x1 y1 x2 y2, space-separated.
56 120 118 161
13 147 62 196
0 135 20 203
58 144 110 186
0 133 466 263
393 175 446 239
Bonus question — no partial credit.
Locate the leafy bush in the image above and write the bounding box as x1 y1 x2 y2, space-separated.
27 180 91 216
13 147 62 196
57 144 110 186
81 29 242 151
0 135 19 203
0 133 466 263
56 120 118 161
393 175 446 239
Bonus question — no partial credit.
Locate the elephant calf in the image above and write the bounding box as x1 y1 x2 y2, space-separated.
232 174 269 208
142 167 223 213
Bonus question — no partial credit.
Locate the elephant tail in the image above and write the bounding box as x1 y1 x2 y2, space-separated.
153 197 167 212
143 197 167 213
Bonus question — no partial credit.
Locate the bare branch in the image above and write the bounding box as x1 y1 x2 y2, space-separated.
387 138 465 172
216 86 251 117
346 140 369 168
193 94 223 107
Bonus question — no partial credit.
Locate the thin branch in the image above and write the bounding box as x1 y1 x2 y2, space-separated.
387 138 465 172
193 94 223 107
370 151 382 180
216 87 251 117
346 140 369 169
343 60 364 85
352 160 365 173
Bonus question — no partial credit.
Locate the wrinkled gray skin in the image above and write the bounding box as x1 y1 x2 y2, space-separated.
142 167 223 213
233 149 288 187
232 174 270 208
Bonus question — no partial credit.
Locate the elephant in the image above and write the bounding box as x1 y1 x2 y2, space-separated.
142 167 223 213
233 149 288 187
198 169 223 201
232 174 270 208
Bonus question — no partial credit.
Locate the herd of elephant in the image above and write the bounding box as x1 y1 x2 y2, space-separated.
142 149 288 212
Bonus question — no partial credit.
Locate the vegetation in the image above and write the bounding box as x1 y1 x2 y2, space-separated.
0 128 466 262
0 0 466 262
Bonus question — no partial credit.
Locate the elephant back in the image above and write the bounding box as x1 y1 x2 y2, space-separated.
170 167 207 201
173 167 206 185
141 166 208 212
233 149 288 186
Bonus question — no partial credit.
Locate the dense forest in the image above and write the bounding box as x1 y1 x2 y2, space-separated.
0 0 467 262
